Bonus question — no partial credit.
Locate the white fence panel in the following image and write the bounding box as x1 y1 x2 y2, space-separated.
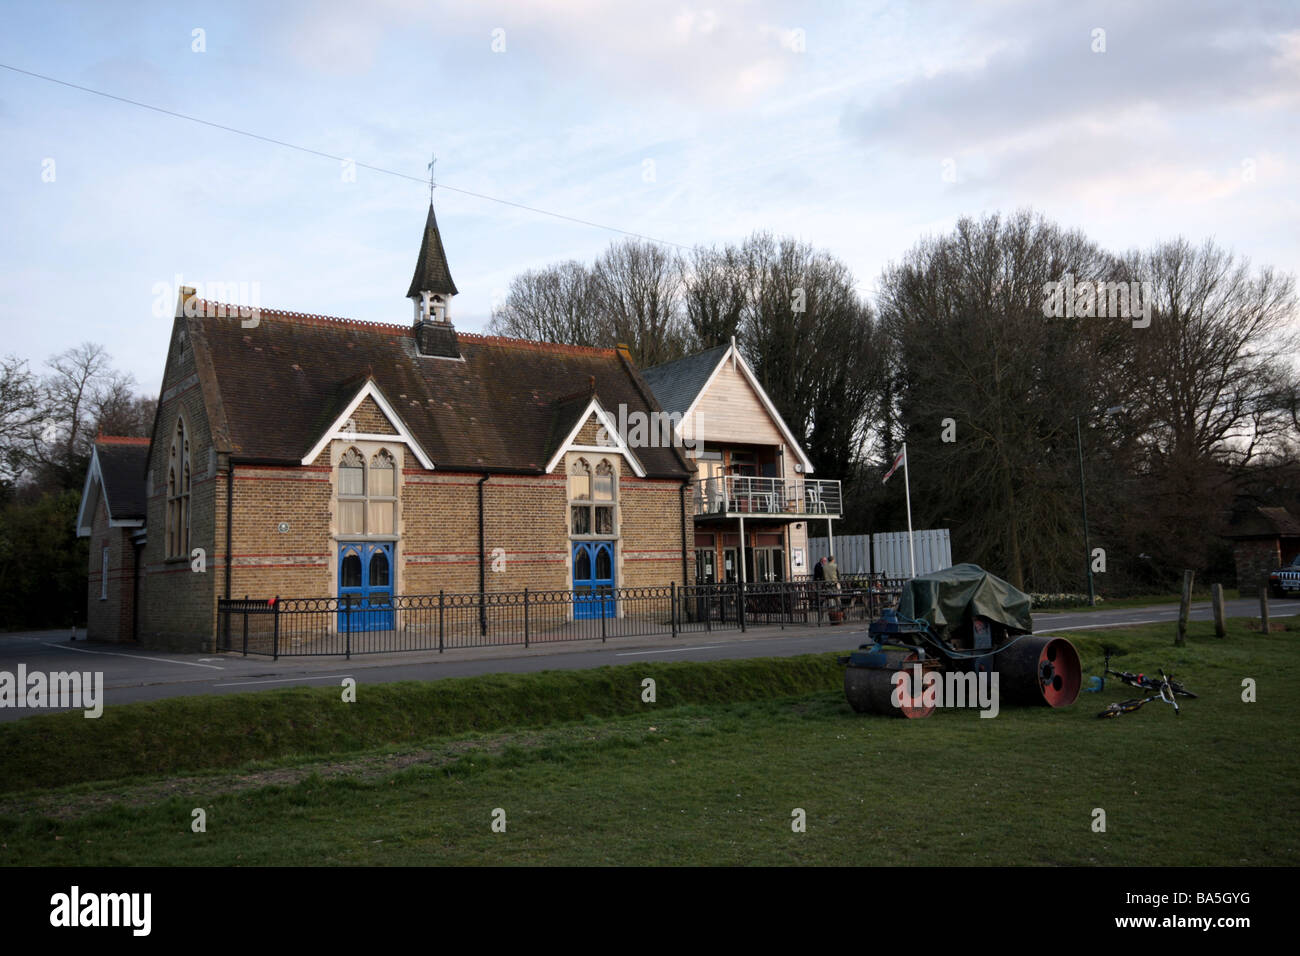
806 529 951 577
806 533 871 573
872 529 952 577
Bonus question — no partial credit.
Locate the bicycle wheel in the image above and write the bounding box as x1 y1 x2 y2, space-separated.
1097 698 1145 719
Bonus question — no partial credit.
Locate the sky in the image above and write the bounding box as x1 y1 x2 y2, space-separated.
1 0 1297 395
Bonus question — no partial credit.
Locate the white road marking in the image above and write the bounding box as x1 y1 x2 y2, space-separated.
213 674 354 687
1038 618 1168 631
616 645 723 656
40 643 225 669
1040 608 1298 633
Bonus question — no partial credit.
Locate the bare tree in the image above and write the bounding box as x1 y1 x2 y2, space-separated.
1125 238 1298 470
877 210 1121 590
15 343 155 490
681 244 748 349
592 239 690 367
29 342 115 475
0 355 41 489
1111 239 1299 580
488 260 602 347
737 233 881 481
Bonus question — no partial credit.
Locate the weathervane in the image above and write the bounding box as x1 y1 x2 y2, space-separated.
427 152 437 201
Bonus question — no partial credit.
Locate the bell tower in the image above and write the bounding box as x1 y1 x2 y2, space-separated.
407 200 461 358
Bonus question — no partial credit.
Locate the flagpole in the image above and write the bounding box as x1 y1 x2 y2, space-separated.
903 443 916 578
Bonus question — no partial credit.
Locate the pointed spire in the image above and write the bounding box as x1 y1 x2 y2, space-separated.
406 202 459 299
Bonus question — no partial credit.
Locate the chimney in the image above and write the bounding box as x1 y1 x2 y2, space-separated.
175 285 198 319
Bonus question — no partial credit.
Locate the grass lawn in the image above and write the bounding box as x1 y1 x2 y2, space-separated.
0 617 1295 866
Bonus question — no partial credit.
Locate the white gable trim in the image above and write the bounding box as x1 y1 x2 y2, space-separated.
299 379 436 470
680 343 816 473
76 446 147 536
76 447 106 537
543 399 647 478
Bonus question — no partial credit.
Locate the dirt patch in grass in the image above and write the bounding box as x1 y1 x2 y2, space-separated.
0 719 715 821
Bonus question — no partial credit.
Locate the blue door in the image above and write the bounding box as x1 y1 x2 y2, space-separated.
573 542 615 619
338 542 395 631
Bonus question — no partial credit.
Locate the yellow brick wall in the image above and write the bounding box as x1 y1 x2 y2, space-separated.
135 363 693 648
350 396 398 435
138 317 218 650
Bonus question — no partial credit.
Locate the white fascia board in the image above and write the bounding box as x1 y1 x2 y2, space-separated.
299 379 436 470
75 448 105 537
543 398 647 477
679 343 816 473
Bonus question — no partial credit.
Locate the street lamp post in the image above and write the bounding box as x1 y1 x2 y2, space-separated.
1076 406 1125 608
1074 415 1095 607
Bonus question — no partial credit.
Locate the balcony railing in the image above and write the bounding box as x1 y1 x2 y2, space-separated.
693 475 842 518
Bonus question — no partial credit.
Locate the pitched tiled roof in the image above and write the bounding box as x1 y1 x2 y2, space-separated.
186 304 690 478
641 344 729 418
1228 505 1300 538
406 203 459 298
1259 507 1300 536
95 438 149 520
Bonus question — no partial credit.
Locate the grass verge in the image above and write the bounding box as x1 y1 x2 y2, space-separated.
1 617 1294 865
0 653 840 794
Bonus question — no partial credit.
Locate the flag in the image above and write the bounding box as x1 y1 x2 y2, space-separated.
882 448 905 484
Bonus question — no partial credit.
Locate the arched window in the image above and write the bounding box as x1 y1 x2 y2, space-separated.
593 460 615 535
569 458 592 534
368 450 396 535
337 447 397 536
338 448 365 534
166 417 190 557
570 456 617 538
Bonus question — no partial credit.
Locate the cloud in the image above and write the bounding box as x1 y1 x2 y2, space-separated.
843 1 1300 153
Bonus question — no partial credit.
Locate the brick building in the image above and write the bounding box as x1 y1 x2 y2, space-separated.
1226 505 1300 596
78 203 694 649
76 437 149 641
642 342 842 587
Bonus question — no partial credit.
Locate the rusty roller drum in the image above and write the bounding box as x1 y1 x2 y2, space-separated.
844 648 936 718
994 635 1081 707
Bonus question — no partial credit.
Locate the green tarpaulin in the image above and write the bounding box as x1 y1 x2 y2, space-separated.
897 563 1034 635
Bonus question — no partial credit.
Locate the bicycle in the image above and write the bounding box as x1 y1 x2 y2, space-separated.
1096 668 1184 718
1096 648 1198 699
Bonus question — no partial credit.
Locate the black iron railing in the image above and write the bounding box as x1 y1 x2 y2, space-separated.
216 578 903 659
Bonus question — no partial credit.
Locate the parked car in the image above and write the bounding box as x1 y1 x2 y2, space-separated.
1269 555 1300 597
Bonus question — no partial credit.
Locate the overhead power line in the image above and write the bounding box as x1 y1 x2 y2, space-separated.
0 61 690 250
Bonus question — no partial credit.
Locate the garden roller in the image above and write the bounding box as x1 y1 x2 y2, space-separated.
840 564 1081 718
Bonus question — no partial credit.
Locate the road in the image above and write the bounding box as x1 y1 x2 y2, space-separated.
1 596 1294 720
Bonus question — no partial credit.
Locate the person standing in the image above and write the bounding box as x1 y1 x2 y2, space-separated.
825 556 840 585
